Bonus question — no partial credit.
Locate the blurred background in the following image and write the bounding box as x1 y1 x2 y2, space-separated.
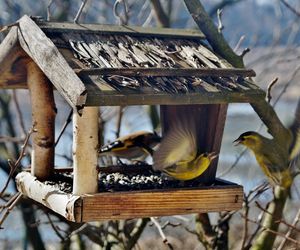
0 0 299 249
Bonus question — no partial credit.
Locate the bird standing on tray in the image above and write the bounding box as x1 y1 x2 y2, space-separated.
153 117 218 181
233 99 300 189
98 131 161 160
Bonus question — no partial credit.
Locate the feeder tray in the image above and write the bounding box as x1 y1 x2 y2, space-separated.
16 167 243 222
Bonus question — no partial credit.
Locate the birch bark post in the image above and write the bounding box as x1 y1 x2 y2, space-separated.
27 60 56 180
73 107 99 195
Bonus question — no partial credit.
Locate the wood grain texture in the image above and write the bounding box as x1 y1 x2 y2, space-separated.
84 87 265 106
0 26 29 88
80 184 243 221
38 21 205 39
75 67 256 78
17 15 87 110
203 104 228 179
73 107 99 195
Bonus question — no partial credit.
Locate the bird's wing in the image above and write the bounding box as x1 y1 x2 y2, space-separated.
289 99 300 163
153 118 197 171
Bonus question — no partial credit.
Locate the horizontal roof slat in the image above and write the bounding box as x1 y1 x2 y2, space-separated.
84 87 266 106
75 67 256 78
38 21 205 39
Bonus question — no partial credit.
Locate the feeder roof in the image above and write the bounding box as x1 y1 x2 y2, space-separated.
0 15 265 111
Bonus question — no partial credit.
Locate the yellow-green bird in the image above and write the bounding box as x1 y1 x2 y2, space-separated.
153 118 218 181
233 100 300 189
98 131 161 160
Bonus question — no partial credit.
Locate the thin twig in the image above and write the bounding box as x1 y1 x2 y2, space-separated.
241 214 300 246
273 65 300 107
240 182 270 249
74 0 88 23
217 9 224 33
55 108 73 146
126 218 150 250
150 217 173 250
278 207 300 250
0 127 35 197
255 201 300 234
0 136 24 143
266 77 279 103
280 0 300 17
12 90 26 136
115 106 124 138
241 193 249 249
0 192 22 229
240 48 250 58
47 0 54 21
113 0 129 25
217 211 235 225
243 210 265 250
234 35 245 52
68 223 87 238
0 192 20 213
161 221 181 229
45 213 65 241
218 147 247 177
247 182 270 204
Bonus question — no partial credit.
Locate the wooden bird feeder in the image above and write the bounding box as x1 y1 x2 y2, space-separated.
0 15 265 222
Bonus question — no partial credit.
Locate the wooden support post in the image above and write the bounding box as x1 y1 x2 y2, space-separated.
73 107 99 195
27 61 56 180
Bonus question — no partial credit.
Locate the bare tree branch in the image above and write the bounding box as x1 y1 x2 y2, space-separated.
150 0 170 27
209 0 245 17
183 0 244 68
0 192 22 229
12 90 26 136
278 207 300 250
280 0 300 17
74 0 88 23
113 0 129 25
266 77 279 103
217 9 224 33
150 217 174 250
0 127 35 197
55 108 73 147
47 0 54 21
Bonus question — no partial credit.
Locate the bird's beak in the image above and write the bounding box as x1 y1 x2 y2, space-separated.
233 138 242 146
208 152 218 161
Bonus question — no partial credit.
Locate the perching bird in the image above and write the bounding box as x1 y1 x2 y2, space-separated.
233 99 300 189
153 116 218 181
98 131 161 160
